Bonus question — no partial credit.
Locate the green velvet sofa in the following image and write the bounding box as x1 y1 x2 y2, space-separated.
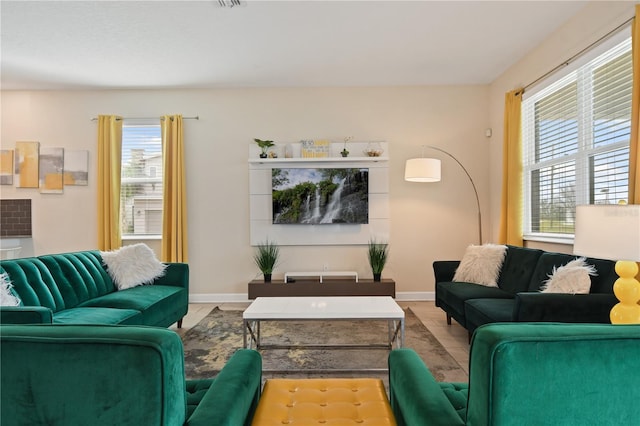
1 324 262 426
389 322 640 426
435 245 618 334
0 250 188 327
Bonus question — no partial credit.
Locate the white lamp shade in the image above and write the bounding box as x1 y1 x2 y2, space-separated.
404 158 441 182
574 204 640 261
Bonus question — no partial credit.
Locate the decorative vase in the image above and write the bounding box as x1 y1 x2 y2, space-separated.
341 149 349 157
259 152 268 159
263 273 272 283
373 273 381 282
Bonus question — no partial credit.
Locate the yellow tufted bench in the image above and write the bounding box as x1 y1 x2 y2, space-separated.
251 378 397 425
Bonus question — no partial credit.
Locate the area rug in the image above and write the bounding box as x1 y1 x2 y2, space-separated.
181 307 468 384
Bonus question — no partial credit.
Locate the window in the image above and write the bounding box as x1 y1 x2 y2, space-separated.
522 37 632 239
120 121 163 237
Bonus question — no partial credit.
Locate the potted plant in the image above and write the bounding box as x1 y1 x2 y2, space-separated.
368 239 389 282
254 240 279 282
254 138 275 159
341 136 352 157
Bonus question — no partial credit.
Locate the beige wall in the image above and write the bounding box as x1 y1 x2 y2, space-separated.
5 2 632 299
488 1 636 252
1 86 490 298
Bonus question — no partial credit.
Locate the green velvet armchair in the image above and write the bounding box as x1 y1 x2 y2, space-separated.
389 322 640 426
1 324 262 426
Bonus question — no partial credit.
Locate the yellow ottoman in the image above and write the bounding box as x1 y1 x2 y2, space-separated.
251 378 397 425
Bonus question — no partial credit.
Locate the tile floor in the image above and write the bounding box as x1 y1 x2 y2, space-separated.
171 301 470 374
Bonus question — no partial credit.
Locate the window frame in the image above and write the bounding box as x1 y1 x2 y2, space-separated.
522 34 632 243
120 119 164 239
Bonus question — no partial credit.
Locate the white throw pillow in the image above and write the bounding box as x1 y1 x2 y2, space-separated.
101 243 167 290
0 272 21 306
452 244 508 287
541 257 596 294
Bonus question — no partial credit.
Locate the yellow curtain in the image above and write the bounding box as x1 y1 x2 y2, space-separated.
161 115 189 262
97 115 123 251
498 89 524 246
629 6 640 204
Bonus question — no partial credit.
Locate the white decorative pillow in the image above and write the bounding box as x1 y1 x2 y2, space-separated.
0 272 21 306
541 257 596 294
101 243 167 290
452 244 508 287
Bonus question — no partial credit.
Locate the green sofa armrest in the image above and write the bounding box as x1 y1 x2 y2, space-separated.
0 306 53 324
433 261 460 283
187 349 262 426
152 262 189 290
514 292 617 323
389 349 465 426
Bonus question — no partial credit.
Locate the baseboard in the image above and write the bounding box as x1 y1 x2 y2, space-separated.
396 291 434 301
189 291 434 303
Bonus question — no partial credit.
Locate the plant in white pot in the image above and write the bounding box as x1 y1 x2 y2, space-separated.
254 240 279 282
368 239 389 282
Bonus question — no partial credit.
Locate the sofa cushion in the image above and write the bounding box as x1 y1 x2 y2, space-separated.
1 258 64 310
439 382 468 422
436 282 513 325
38 251 115 309
583 257 617 294
101 243 167 290
525 253 617 294
465 299 515 332
0 272 21 306
186 379 215 419
496 246 544 294
53 307 142 325
541 257 596 294
79 285 186 327
452 244 507 287
526 253 577 292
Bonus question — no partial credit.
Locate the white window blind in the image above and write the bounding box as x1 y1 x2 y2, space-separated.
522 37 631 238
121 121 163 237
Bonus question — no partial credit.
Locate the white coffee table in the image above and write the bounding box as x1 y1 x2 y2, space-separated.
242 296 405 350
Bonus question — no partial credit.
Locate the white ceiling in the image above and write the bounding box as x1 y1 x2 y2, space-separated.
1 0 587 90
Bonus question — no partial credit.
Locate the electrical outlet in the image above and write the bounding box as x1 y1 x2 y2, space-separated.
323 263 329 271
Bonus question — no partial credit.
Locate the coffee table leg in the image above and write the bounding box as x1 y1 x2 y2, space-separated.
243 320 247 348
257 320 261 349
388 319 405 349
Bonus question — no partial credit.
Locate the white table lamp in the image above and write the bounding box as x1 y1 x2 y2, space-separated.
574 204 640 324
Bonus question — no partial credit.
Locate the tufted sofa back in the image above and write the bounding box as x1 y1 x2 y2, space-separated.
0 251 115 312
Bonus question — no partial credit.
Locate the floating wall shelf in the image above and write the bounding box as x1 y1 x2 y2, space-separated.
248 156 388 164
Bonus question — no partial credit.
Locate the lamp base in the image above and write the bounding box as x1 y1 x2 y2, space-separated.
610 260 640 324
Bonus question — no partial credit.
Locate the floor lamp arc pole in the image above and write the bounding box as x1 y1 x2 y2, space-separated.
424 145 483 245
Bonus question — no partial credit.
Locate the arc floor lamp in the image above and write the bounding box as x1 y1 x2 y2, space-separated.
404 145 483 244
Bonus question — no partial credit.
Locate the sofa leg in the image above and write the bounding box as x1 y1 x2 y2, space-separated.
177 319 183 329
446 313 452 326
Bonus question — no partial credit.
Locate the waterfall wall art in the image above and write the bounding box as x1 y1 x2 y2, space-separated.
272 168 368 224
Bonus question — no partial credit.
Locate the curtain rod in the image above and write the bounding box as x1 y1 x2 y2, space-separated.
518 15 634 95
90 115 199 121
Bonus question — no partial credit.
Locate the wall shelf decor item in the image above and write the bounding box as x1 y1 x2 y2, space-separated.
0 150 13 185
14 141 39 188
301 139 330 158
63 150 89 186
249 140 388 164
39 147 64 194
